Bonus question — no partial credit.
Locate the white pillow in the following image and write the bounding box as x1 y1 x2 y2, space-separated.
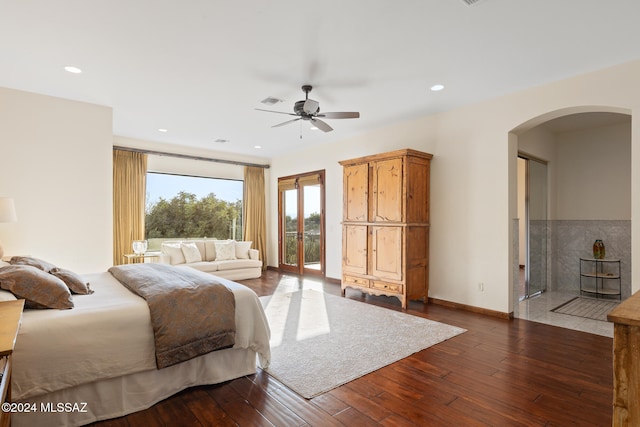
0 289 17 302
234 241 253 259
181 242 202 263
161 243 186 265
214 240 236 261
190 240 206 259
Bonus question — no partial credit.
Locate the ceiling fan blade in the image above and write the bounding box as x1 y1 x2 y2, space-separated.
255 108 297 116
310 117 333 132
272 118 301 128
303 99 320 114
317 111 360 119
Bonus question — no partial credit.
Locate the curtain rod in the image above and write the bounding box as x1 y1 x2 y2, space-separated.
113 146 270 169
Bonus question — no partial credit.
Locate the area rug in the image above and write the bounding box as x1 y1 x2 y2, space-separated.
259 289 465 399
551 297 620 322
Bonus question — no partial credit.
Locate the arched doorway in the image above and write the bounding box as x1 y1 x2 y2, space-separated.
509 107 631 333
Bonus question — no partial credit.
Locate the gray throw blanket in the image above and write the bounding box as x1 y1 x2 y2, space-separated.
108 263 236 369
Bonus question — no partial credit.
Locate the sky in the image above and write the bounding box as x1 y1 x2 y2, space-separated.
146 173 243 207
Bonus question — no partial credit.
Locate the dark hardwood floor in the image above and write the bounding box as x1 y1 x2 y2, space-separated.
91 270 613 426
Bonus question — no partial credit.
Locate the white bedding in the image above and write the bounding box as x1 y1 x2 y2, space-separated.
11 270 270 422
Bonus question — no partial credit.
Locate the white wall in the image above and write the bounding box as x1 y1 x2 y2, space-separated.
555 122 631 220
269 58 640 313
0 87 113 273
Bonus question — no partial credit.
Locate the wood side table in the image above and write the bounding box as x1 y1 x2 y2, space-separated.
123 253 161 264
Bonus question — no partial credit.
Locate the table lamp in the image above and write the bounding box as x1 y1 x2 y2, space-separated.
0 197 17 259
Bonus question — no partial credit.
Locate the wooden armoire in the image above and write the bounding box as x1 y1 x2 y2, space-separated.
339 149 432 309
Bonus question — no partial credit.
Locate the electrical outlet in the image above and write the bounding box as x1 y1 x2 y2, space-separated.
478 282 484 292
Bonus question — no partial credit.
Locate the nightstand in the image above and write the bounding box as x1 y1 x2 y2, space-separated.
0 299 24 427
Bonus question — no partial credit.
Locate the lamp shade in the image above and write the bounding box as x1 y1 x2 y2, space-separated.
0 197 17 223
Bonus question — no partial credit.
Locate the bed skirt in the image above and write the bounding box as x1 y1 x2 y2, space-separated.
12 347 257 427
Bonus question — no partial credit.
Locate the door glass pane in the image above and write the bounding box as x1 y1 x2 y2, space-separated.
303 184 321 270
528 160 547 295
283 189 298 267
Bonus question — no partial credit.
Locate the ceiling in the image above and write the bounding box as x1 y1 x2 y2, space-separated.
2 0 640 159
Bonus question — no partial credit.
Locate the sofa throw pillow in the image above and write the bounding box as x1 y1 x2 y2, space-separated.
234 241 253 259
0 265 74 309
161 243 186 265
51 267 94 295
10 256 57 272
181 242 203 263
214 240 236 261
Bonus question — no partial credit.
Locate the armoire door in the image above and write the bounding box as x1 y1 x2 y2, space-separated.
342 225 368 275
371 158 403 222
370 226 403 280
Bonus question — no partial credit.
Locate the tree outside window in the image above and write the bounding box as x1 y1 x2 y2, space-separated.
145 173 243 250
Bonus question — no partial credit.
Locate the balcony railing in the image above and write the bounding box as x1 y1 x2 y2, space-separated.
284 231 321 265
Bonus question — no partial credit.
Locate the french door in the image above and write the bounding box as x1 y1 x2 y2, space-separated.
278 170 325 276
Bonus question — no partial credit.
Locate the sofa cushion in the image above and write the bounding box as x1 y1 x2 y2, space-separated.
189 240 206 260
161 243 186 265
234 241 253 259
179 262 219 273
204 239 217 261
181 242 202 263
215 259 262 271
214 240 236 260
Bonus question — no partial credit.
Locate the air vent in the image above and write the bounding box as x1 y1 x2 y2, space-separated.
461 0 483 5
261 97 282 105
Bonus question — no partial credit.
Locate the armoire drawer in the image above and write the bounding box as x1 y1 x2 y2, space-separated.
371 281 403 294
343 275 370 288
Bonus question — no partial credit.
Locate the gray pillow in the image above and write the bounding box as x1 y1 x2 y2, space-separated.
10 256 57 273
0 265 74 309
51 267 94 295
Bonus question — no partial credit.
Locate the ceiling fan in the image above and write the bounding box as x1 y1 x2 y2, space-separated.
256 85 359 132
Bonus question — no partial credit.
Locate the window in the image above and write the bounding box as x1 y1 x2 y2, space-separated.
145 172 243 250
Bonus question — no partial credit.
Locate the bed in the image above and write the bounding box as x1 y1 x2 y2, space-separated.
5 266 271 427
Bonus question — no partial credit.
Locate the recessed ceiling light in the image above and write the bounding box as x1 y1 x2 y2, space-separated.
430 84 445 92
254 145 262 149
158 128 168 133
215 139 228 143
64 66 82 74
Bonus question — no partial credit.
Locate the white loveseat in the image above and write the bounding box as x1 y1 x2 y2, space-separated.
158 239 262 280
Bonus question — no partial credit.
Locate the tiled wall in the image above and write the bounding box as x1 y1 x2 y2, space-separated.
550 220 631 299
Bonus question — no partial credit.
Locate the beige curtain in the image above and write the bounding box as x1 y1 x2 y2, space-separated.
243 166 267 269
113 149 147 265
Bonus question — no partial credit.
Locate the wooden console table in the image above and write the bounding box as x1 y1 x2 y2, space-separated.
607 291 640 426
0 299 25 427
